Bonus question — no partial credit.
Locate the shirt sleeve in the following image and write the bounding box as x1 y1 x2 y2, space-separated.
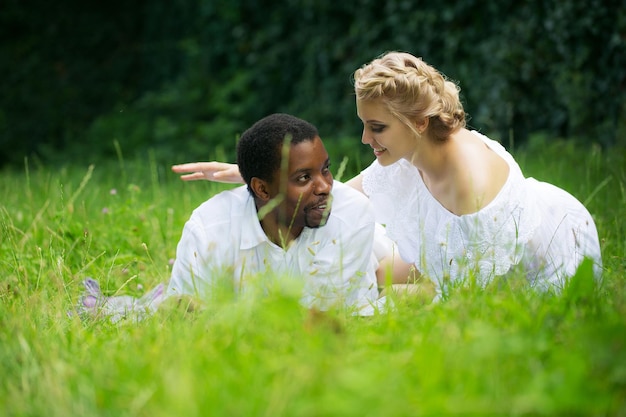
166 214 231 299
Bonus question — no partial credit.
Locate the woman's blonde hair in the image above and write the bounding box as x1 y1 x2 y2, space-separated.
353 52 465 142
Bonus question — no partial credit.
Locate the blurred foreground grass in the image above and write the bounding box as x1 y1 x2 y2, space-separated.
1 139 625 416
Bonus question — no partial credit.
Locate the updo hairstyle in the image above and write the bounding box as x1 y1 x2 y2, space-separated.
353 52 465 142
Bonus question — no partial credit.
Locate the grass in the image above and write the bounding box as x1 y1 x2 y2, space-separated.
1 138 625 416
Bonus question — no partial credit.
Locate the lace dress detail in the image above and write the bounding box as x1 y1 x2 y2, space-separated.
362 131 565 294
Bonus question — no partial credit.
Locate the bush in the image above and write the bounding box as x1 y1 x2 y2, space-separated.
1 0 624 166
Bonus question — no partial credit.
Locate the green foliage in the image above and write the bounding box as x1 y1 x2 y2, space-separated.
1 140 625 416
1 0 625 167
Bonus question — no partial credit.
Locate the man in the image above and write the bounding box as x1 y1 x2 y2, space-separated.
167 113 380 313
80 114 385 320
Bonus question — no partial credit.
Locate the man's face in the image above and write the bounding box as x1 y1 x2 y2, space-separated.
268 136 334 234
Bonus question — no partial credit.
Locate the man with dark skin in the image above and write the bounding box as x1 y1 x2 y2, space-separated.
166 113 382 313
79 113 388 320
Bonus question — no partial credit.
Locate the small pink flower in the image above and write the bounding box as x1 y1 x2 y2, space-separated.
102 207 110 214
168 258 175 266
110 188 117 195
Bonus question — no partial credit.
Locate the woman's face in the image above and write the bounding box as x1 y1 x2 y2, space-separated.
356 99 417 166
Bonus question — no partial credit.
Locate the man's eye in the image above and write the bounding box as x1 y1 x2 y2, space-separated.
298 175 310 183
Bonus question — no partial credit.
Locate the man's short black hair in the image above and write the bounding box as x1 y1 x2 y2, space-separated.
237 113 319 191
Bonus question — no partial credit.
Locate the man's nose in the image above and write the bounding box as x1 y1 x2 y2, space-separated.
315 175 332 194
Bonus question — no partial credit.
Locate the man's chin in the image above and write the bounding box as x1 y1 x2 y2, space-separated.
307 220 326 229
305 220 325 229
305 210 331 229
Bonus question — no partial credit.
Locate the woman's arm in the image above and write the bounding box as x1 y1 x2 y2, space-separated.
171 162 244 183
376 255 419 287
376 255 435 302
172 161 365 192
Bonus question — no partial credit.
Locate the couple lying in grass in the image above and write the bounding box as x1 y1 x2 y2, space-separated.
80 53 602 321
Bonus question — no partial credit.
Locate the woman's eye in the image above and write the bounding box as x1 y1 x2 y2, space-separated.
371 125 385 133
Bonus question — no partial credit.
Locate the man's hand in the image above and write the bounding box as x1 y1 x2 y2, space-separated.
171 162 244 184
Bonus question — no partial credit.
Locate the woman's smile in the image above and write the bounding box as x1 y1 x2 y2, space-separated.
372 145 387 157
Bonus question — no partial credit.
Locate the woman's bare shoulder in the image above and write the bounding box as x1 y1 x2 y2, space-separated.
452 134 510 214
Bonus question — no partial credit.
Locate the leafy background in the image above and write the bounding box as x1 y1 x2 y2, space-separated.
1 0 625 168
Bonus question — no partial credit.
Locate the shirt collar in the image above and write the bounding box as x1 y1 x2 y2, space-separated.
238 192 315 251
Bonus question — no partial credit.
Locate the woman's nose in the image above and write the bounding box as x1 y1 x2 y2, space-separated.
361 129 370 145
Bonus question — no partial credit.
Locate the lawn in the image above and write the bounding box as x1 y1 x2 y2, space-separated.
1 139 625 416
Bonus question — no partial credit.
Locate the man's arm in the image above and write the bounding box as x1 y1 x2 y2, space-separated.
166 207 235 300
167 218 212 298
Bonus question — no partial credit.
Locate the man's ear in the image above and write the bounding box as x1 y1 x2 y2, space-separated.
250 177 271 201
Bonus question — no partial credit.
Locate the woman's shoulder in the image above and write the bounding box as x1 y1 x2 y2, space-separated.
468 130 520 167
442 130 515 215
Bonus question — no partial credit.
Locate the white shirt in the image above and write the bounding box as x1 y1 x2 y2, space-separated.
166 181 381 312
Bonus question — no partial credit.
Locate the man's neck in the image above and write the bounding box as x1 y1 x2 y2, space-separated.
259 215 303 249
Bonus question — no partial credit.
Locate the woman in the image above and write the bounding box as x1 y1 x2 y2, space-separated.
174 52 602 298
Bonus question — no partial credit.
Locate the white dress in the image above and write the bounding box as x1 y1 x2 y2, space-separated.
361 131 602 296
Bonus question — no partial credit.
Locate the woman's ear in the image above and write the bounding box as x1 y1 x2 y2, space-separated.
415 117 429 134
250 177 271 201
